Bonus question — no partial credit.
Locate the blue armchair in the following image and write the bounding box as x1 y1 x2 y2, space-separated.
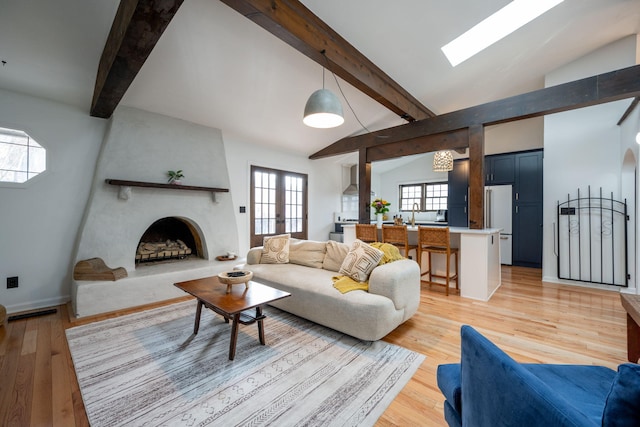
437 325 640 427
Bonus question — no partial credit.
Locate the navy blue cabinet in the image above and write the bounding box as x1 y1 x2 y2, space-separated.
485 154 515 185
448 159 468 227
447 150 543 268
513 151 543 267
514 151 543 204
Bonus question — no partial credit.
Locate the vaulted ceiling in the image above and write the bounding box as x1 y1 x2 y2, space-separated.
1 0 639 157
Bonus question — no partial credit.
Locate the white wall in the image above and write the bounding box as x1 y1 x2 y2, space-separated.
485 117 544 155
0 91 346 314
223 134 344 256
0 89 106 313
542 36 638 288
620 101 640 294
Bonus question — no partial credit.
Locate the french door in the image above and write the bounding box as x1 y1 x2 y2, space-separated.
250 166 308 248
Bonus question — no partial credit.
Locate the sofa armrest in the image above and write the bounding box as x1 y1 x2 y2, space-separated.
368 259 420 318
246 246 263 265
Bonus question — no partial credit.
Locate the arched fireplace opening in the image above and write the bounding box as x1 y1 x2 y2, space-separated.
136 217 203 265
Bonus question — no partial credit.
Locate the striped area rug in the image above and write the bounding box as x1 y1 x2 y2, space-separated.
66 300 425 426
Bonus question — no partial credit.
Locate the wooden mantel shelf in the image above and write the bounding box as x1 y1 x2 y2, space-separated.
105 179 228 202
106 179 229 193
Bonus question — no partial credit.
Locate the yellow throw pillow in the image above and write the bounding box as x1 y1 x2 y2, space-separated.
261 234 290 264
338 239 384 282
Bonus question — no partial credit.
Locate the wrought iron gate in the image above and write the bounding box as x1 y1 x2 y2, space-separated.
556 186 628 287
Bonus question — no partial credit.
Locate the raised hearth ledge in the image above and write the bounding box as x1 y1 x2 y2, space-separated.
72 258 244 318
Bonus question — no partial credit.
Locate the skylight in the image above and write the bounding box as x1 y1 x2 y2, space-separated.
441 0 565 67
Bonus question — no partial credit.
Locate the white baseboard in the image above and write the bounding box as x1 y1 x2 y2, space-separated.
5 295 71 315
542 276 622 292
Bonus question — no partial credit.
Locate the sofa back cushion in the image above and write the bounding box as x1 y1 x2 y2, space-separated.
323 240 350 272
261 234 290 264
288 239 327 269
602 363 640 426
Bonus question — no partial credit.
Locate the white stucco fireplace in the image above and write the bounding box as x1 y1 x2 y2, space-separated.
71 107 239 317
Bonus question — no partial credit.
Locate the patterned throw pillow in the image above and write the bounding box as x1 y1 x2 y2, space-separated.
339 239 384 282
261 234 291 264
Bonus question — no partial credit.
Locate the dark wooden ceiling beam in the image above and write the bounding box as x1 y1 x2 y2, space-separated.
310 64 640 159
219 0 435 122
366 129 468 163
90 0 184 118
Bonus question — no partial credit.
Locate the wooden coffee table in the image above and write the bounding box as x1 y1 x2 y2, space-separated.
174 276 290 360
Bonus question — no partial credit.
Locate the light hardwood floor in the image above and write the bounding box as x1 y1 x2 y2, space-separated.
0 266 628 426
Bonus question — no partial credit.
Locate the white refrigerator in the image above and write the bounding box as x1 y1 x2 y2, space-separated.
485 185 513 265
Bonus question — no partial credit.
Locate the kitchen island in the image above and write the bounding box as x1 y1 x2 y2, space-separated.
343 224 502 301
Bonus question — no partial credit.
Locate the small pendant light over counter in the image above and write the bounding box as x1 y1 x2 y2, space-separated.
433 150 454 172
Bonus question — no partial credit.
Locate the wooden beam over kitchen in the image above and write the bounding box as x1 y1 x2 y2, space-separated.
90 0 184 119
219 0 435 122
366 129 468 163
310 64 640 159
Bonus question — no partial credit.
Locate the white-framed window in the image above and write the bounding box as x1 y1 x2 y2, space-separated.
399 182 448 211
0 126 46 183
425 182 448 210
400 184 423 210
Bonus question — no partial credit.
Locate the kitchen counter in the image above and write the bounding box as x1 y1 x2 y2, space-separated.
343 224 502 301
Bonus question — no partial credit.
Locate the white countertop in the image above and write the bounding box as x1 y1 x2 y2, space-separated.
342 224 502 234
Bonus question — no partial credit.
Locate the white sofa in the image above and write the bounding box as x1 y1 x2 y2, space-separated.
238 239 421 341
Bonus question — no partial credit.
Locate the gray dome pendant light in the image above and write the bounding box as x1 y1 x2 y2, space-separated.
303 64 344 128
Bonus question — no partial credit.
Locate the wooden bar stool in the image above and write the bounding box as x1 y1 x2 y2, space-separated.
381 225 418 260
355 223 378 243
417 226 459 295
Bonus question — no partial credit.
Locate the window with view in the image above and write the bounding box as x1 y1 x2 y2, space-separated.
0 126 46 183
400 184 422 211
399 182 448 211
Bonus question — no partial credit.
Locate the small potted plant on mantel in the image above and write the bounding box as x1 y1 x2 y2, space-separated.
167 170 184 185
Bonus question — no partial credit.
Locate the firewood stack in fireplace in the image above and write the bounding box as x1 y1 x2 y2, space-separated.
136 239 192 263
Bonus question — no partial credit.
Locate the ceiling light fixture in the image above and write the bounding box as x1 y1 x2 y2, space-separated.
303 65 344 128
433 150 454 172
441 0 565 67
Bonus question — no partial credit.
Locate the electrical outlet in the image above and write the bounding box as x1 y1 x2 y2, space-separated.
7 276 18 289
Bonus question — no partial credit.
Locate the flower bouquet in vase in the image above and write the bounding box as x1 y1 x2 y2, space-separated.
371 198 390 226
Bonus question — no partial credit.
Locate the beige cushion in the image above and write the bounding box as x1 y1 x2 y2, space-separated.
261 234 290 264
323 240 350 272
288 239 327 269
339 239 384 282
